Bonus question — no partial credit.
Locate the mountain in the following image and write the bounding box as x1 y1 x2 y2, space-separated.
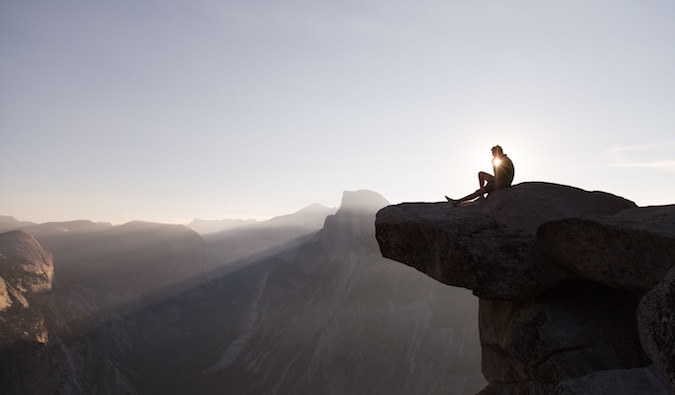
23 220 212 314
0 219 217 394
187 218 258 235
0 215 36 233
198 190 484 394
19 219 113 238
205 203 336 270
0 191 484 394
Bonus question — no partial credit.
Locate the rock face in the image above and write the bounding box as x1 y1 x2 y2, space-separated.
0 231 53 347
0 231 54 291
0 231 54 310
375 182 675 394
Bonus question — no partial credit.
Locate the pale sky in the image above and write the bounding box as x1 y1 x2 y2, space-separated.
2 0 674 224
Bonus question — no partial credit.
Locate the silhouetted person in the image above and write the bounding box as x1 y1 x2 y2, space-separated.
446 145 514 205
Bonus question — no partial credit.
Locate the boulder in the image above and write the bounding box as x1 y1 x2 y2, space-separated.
375 182 636 300
536 205 675 294
638 265 675 385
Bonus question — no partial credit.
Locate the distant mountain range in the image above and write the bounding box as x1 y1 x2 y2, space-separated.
187 218 258 235
0 191 484 394
0 215 37 232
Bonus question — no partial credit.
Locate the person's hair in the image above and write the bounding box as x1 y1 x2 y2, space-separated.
491 145 504 155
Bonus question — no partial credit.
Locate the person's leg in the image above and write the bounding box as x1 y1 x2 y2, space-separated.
445 172 495 205
446 187 489 205
477 172 494 200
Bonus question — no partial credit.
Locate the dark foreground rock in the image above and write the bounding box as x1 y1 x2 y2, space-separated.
638 265 675 386
375 182 675 394
537 205 675 294
552 366 673 395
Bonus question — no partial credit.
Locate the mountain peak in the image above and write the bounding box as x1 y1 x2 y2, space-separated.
338 190 389 213
296 203 333 214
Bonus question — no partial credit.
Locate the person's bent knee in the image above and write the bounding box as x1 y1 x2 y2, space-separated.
478 172 494 182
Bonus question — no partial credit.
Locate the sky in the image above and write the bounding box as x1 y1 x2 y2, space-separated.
2 0 675 224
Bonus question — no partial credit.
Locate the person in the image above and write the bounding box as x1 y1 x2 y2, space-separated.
445 145 514 205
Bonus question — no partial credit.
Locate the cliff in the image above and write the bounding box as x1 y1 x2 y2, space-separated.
375 182 675 394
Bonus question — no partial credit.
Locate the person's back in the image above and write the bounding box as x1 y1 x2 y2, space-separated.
495 154 514 188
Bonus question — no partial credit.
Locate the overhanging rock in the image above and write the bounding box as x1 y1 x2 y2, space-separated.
375 182 636 301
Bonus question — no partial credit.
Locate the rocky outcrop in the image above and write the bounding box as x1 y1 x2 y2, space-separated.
375 182 636 301
0 231 54 310
375 182 675 394
0 231 54 348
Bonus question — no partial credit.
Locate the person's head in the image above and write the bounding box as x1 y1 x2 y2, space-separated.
491 145 504 158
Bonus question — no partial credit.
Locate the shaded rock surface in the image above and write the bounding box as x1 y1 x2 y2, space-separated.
537 205 675 294
638 265 675 385
553 366 673 395
375 182 675 394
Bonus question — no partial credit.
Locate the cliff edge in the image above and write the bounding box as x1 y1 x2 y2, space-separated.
375 182 675 394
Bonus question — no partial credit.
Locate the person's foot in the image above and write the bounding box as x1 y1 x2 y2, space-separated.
445 196 458 206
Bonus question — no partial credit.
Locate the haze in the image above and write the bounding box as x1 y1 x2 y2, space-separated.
2 1 674 224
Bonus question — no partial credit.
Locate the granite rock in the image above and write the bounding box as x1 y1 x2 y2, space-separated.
375 182 636 301
375 183 675 394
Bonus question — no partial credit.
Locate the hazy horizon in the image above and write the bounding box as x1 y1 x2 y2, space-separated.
3 1 675 224
1 199 338 226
